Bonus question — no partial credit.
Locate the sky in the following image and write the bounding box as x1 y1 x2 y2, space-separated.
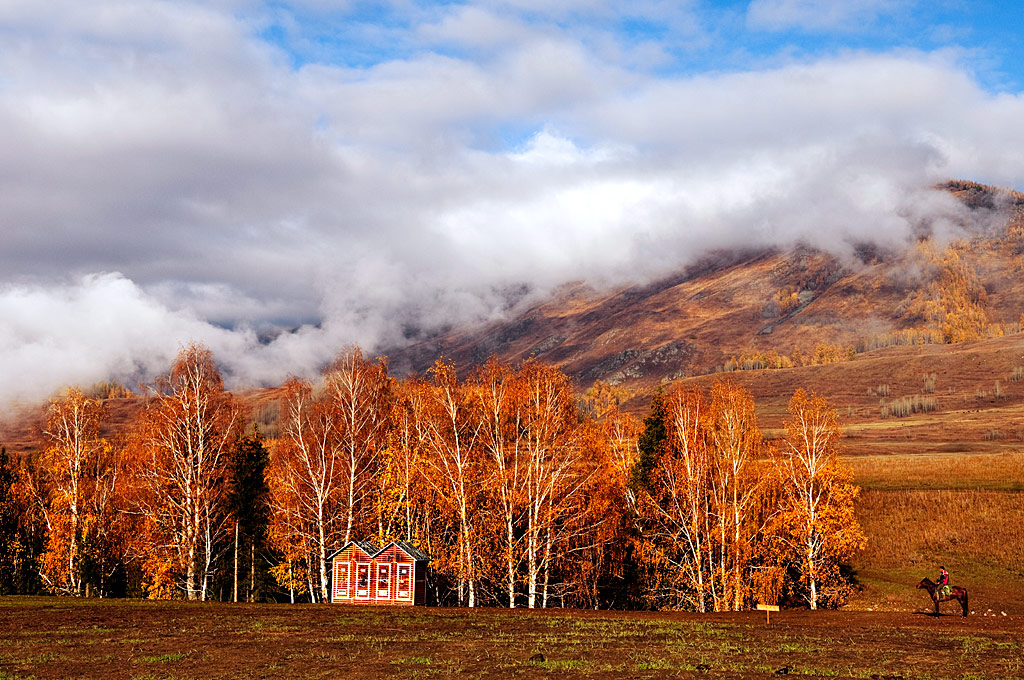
2 0 1024 404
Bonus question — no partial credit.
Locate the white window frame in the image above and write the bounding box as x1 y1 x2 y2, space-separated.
355 562 371 599
376 563 391 600
335 561 350 600
397 564 413 600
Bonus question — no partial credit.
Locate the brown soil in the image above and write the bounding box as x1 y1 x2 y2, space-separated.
1 597 1022 679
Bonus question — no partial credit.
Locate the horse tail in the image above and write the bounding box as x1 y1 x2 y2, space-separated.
961 590 969 617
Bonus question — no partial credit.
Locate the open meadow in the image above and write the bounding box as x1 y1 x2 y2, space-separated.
2 597 1024 680
841 451 1024 617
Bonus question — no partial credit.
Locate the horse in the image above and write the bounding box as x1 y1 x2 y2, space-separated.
917 577 968 617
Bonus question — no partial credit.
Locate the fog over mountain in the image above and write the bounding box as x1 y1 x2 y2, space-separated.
3 1 1024 403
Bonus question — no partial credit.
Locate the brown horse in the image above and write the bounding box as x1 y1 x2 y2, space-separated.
917 577 968 617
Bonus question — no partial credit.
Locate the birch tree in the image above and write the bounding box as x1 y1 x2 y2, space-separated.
270 377 342 602
324 347 392 546
472 359 525 608
708 380 764 611
131 344 239 600
418 359 484 607
37 387 105 595
778 389 865 609
519 361 590 608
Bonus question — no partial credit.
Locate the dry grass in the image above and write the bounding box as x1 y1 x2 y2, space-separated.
847 452 1024 613
845 452 1024 491
856 489 1024 570
850 487 1024 614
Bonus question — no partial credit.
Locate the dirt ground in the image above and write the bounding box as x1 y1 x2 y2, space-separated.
2 597 1023 679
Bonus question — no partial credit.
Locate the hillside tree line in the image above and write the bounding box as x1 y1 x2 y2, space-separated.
0 344 863 610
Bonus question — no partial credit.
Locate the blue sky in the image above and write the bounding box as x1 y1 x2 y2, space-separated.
2 0 1024 401
254 1 1024 89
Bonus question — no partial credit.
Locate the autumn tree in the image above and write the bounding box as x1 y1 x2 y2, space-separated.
518 360 593 608
270 377 342 602
373 376 431 547
581 380 631 419
777 389 865 609
130 344 241 600
636 380 774 612
471 358 526 608
417 359 485 607
324 347 393 546
36 387 111 595
640 385 715 610
556 414 634 609
708 380 765 611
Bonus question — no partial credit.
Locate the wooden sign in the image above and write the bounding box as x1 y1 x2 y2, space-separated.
756 603 780 624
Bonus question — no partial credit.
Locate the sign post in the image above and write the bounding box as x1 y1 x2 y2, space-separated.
756 603 780 624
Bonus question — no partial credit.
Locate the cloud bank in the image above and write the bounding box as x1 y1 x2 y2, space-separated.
2 1 1024 404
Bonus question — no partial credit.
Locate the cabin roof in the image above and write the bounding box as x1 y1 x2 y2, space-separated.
328 540 430 562
392 541 430 561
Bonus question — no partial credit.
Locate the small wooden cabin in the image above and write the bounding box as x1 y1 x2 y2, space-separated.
329 541 429 606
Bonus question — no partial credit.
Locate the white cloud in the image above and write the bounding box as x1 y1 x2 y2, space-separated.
1 2 1023 405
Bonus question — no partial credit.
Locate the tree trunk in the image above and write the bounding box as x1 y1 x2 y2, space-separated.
250 542 255 602
542 535 551 609
318 520 329 602
289 559 295 604
186 545 197 601
233 523 239 603
807 534 818 610
507 516 516 608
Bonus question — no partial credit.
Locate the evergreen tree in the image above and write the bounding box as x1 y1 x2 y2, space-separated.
227 426 271 602
628 389 668 493
0 447 18 594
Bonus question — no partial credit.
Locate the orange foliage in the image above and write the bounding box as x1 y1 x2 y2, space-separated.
127 344 242 600
776 390 865 609
13 347 865 612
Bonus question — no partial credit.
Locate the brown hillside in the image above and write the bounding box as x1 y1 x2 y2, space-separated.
389 181 1024 397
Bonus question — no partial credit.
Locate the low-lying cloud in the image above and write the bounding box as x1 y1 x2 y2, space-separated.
1 1 1023 405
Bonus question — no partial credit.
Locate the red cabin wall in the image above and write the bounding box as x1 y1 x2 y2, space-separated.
331 544 426 606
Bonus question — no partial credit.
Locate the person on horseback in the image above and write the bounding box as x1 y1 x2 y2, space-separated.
937 566 950 596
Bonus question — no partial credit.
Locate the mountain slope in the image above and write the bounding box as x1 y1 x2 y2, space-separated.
388 181 1024 399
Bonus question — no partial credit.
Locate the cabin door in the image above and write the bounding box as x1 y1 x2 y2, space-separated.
334 563 350 600
376 564 391 600
397 564 412 601
355 563 370 599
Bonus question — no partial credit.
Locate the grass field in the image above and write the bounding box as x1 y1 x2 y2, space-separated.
2 597 1023 679
844 450 1024 617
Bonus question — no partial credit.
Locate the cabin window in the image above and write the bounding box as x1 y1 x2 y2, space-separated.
397 564 412 599
335 563 350 599
376 564 391 599
356 563 370 598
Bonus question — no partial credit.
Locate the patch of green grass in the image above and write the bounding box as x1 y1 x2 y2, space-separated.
633 657 678 671
392 656 434 665
14 652 61 664
58 625 114 635
533 658 589 671
774 640 822 653
138 651 190 663
247 620 299 632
